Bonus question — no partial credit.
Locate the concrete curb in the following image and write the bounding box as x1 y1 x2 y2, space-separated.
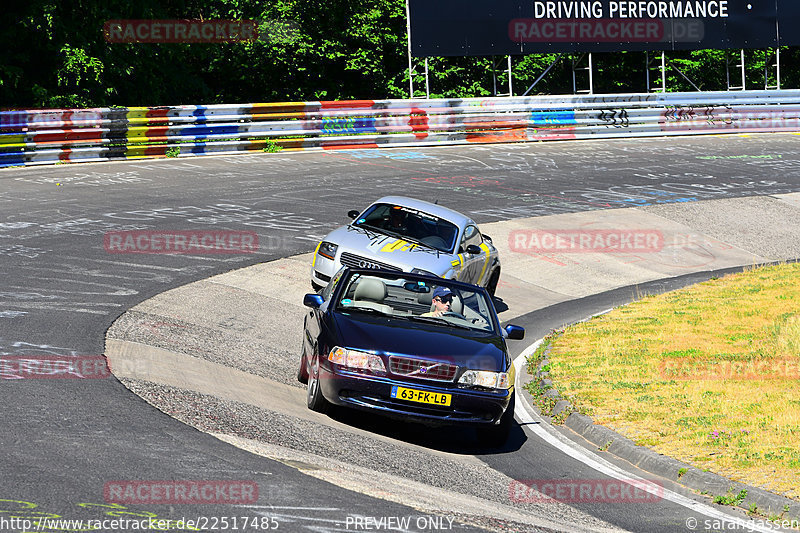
520 330 800 525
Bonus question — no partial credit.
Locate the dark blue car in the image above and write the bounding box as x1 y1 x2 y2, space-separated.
298 267 525 446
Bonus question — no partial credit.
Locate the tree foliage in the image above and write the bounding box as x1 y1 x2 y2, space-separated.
1 0 798 108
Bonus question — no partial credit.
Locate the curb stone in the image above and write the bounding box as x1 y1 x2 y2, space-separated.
522 336 800 524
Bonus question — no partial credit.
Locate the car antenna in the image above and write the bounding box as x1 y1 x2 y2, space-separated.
434 199 439 204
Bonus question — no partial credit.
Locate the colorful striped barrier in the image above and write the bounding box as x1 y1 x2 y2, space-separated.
2 91 800 167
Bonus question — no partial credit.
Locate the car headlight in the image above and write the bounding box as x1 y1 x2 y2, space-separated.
410 268 438 277
458 369 514 390
328 346 386 373
318 241 338 261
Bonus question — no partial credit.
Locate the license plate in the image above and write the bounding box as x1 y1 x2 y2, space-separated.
391 386 451 406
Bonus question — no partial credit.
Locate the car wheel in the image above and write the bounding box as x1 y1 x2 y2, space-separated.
486 269 500 298
297 343 309 384
476 393 514 448
306 352 329 413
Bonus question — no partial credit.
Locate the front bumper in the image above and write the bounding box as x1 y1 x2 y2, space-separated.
311 255 335 287
318 364 512 427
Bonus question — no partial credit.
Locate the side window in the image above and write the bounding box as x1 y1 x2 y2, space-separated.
461 225 482 250
360 204 390 226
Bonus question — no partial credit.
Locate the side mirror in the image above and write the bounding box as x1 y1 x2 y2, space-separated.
504 324 525 340
303 293 325 309
483 234 493 243
347 210 360 220
465 244 482 255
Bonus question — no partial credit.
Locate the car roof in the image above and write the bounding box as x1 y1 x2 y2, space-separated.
369 196 474 227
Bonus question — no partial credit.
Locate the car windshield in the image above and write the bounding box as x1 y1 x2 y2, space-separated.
352 203 459 253
335 272 496 333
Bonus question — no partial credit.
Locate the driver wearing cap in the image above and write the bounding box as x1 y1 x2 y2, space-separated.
421 286 453 318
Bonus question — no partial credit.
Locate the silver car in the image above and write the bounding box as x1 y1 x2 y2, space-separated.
310 196 501 294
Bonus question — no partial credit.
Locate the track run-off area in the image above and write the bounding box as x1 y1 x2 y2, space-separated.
2 133 800 532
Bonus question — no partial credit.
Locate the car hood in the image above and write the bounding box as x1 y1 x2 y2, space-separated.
331 311 507 371
326 225 449 274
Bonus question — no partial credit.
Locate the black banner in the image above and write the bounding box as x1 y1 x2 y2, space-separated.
409 0 798 56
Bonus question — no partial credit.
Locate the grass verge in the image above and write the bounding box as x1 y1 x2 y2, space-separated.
531 263 800 499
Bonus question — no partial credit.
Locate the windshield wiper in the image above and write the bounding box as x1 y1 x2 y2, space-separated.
358 225 441 255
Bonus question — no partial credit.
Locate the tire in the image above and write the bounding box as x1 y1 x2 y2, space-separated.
476 393 514 448
306 353 330 413
486 269 500 298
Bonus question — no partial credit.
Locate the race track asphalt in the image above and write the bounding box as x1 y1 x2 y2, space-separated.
2 134 800 532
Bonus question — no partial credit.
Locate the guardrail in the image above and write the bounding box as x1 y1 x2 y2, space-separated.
2 90 800 167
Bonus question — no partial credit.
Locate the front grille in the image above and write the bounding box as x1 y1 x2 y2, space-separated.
389 356 457 382
340 252 402 272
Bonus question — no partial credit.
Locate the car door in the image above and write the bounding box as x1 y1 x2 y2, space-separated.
458 224 489 284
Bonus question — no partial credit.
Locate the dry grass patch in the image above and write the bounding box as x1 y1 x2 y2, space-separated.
540 263 800 499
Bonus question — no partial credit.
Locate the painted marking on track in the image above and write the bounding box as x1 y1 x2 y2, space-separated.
322 151 440 177
513 341 779 533
0 311 28 318
243 505 340 511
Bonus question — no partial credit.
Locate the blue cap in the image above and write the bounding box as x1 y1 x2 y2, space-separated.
432 286 453 300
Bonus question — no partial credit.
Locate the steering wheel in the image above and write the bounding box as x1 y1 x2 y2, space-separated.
441 311 467 320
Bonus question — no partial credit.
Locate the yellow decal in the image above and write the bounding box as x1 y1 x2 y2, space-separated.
311 241 322 267
478 242 491 282
380 239 417 253
451 254 464 276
